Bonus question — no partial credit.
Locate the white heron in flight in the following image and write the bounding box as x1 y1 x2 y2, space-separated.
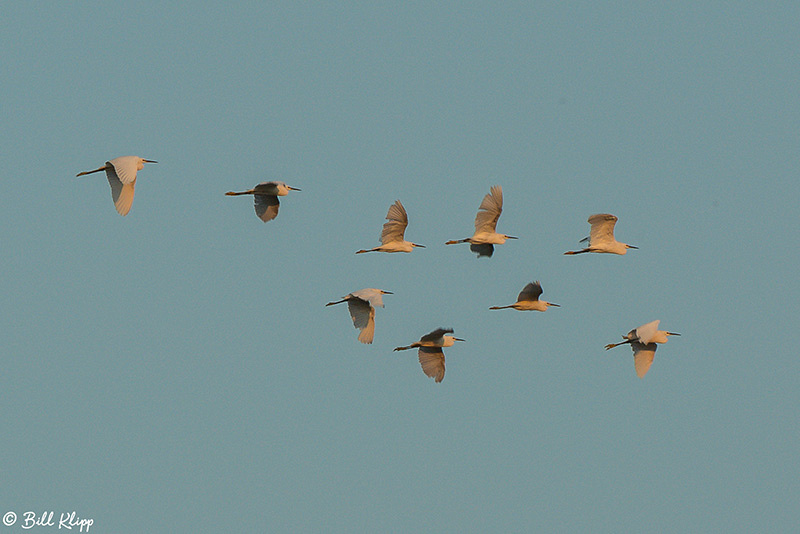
394 327 464 383
445 185 517 257
325 288 392 344
76 156 157 216
489 281 560 311
225 181 300 222
604 320 680 378
356 200 425 254
564 213 637 255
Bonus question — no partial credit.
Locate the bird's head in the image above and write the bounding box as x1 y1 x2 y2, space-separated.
138 158 157 170
441 335 464 348
275 182 301 196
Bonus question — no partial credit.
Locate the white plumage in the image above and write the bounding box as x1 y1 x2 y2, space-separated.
76 156 157 216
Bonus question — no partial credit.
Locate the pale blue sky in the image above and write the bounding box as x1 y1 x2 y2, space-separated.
1 2 798 532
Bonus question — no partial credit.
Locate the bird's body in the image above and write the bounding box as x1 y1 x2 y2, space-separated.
326 288 392 344
76 156 157 216
564 213 637 255
356 200 425 254
489 281 560 311
225 181 300 222
394 327 464 383
446 185 517 257
605 320 680 378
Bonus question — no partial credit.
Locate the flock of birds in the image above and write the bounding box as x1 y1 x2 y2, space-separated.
76 155 680 382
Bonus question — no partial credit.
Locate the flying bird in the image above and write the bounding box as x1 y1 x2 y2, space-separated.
325 288 392 344
564 213 637 255
394 327 464 383
356 200 425 254
489 281 560 311
76 156 157 216
445 185 517 257
604 320 680 378
225 181 300 222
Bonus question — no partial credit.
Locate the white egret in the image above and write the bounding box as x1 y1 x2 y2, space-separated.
489 281 560 311
356 200 425 254
225 181 300 222
325 288 392 344
604 320 681 378
76 156 157 216
393 327 464 383
564 213 637 255
445 185 517 257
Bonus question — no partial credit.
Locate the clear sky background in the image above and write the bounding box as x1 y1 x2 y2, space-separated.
2 2 798 532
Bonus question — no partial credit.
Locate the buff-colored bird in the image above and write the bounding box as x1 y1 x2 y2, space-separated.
356 200 425 254
326 288 392 344
394 328 464 383
446 185 517 257
489 281 560 311
605 320 680 378
564 213 637 255
225 181 300 222
77 156 157 215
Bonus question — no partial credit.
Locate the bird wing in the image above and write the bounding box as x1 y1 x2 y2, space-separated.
380 200 409 244
105 169 135 216
635 320 660 345
418 346 445 383
631 342 657 378
350 288 385 308
469 243 494 257
254 195 280 222
587 213 618 245
347 298 376 344
109 156 139 184
517 281 543 302
420 327 454 344
473 185 503 233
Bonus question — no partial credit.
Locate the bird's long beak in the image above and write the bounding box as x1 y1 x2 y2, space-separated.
413 243 426 248
454 337 465 342
383 291 394 295
506 235 519 240
627 245 638 249
548 302 561 307
143 159 158 164
288 186 301 191
667 332 681 336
